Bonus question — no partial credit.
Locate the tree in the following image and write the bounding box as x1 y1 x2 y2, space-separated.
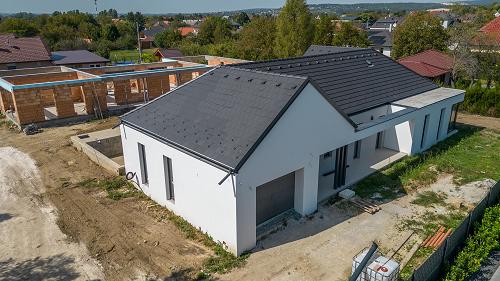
154 29 182 48
313 14 335 45
198 17 232 45
0 18 39 37
126 12 145 30
236 16 277 60
233 12 250 26
103 24 120 41
275 0 314 58
332 22 369 47
392 12 449 59
448 22 479 86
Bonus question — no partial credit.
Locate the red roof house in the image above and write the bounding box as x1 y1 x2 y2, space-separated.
0 34 52 70
398 50 453 84
473 16 500 48
178 27 199 37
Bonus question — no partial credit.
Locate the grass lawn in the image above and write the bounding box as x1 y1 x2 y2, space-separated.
110 48 156 63
355 125 500 200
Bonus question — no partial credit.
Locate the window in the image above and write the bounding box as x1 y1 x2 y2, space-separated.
376 132 384 149
421 114 430 149
138 143 148 184
7 64 16 70
437 108 446 140
354 140 361 159
163 156 174 200
448 104 459 132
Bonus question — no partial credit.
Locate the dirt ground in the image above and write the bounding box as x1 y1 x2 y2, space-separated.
457 112 500 131
220 176 496 281
0 118 209 281
0 146 104 280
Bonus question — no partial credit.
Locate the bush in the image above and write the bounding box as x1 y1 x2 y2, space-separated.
444 203 500 281
461 86 500 117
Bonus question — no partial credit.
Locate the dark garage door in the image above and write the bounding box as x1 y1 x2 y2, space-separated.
256 172 295 225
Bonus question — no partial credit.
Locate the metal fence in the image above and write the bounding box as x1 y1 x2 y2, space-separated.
407 181 500 281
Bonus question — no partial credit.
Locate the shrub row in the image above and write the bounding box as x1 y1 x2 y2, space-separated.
444 203 500 281
461 86 500 117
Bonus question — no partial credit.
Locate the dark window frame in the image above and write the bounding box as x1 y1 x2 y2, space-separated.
138 143 148 184
376 132 384 149
163 156 174 200
421 114 430 149
354 140 361 159
437 108 446 140
448 103 459 132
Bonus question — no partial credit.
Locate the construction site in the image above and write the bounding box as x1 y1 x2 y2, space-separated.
0 55 246 127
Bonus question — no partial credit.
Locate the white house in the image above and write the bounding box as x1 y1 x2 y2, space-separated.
119 48 464 255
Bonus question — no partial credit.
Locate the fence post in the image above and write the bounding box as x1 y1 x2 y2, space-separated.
466 212 473 235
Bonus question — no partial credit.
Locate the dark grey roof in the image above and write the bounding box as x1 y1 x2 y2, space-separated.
234 48 438 115
368 30 393 47
370 17 402 29
143 25 166 37
304 45 363 56
51 50 109 65
155 48 183 58
121 67 308 170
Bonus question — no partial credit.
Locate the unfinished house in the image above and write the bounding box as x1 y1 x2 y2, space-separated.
119 48 463 255
0 56 245 127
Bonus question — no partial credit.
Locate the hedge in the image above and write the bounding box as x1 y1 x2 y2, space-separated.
443 203 500 281
461 86 500 117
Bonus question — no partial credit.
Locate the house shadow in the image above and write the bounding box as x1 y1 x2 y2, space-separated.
0 213 13 223
252 125 482 253
0 254 81 281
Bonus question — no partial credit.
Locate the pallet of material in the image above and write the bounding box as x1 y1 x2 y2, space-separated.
421 226 452 249
350 197 381 214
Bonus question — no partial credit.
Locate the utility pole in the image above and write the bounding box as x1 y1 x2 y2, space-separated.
94 0 98 14
136 22 143 64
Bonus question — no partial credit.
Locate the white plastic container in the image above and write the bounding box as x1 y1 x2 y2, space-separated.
365 256 400 281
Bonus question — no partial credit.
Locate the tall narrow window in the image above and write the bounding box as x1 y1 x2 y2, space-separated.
437 108 446 140
163 156 174 200
421 114 430 149
448 103 459 132
376 132 384 149
354 140 361 159
138 143 148 184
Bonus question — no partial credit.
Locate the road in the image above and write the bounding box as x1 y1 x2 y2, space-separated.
0 147 104 280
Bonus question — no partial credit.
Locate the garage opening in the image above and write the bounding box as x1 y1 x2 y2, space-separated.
256 172 295 226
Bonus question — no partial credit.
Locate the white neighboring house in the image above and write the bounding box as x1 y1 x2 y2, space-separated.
119 48 464 255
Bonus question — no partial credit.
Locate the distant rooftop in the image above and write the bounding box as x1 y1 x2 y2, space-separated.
398 49 452 78
51 50 110 65
0 34 51 64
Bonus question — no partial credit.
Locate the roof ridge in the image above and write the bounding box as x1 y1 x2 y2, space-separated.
232 47 374 67
223 65 308 80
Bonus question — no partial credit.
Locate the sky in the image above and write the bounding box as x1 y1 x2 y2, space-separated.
3 0 452 14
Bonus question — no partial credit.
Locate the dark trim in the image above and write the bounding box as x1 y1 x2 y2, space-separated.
421 114 430 148
122 122 234 173
233 79 311 172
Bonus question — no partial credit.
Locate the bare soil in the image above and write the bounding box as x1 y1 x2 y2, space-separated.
457 112 500 131
0 119 209 280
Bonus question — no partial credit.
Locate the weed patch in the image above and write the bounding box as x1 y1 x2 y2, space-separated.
399 211 466 238
78 177 143 200
411 191 448 207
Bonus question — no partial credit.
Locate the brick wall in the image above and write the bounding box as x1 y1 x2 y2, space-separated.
40 89 55 107
146 75 170 99
81 82 108 114
177 72 193 86
52 85 77 118
0 89 14 113
12 89 45 125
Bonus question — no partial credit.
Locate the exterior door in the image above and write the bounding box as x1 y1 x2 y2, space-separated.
256 172 295 226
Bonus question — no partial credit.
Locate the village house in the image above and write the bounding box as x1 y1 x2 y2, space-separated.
0 34 52 70
119 48 464 255
398 49 453 85
51 50 110 68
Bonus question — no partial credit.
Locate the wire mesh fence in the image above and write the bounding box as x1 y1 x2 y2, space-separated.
406 181 500 281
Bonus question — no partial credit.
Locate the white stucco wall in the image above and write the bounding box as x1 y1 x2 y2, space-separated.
120 124 238 253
